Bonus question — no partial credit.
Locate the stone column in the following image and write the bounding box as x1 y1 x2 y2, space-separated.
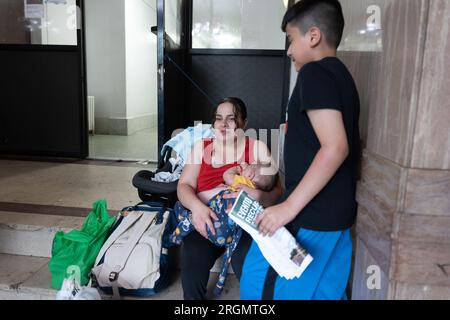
340 0 450 299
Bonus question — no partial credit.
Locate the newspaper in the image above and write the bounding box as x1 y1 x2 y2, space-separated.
228 190 313 280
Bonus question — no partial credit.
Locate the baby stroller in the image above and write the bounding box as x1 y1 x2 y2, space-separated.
132 146 180 208
132 124 213 209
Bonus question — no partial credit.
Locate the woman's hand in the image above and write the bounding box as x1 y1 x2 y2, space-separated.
190 203 219 240
255 202 298 237
241 164 257 180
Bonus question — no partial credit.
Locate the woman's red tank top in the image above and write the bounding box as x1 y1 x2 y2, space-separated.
196 137 254 193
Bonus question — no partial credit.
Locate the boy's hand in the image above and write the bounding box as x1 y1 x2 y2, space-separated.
255 202 297 237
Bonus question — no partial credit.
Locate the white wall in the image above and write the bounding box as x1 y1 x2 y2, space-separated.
241 0 287 50
85 0 127 123
165 0 182 45
125 0 157 122
39 0 78 45
85 0 157 135
192 0 287 49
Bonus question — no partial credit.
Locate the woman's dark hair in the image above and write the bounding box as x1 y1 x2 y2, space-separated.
213 97 248 129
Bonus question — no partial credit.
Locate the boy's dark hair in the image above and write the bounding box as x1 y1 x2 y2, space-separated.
281 0 345 49
213 97 248 129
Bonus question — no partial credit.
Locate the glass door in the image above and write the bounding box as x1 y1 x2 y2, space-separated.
85 0 159 161
157 0 187 163
0 0 87 158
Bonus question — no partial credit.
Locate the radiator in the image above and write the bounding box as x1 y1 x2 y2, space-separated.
88 96 95 134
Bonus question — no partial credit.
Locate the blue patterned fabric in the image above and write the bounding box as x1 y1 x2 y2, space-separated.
171 190 242 296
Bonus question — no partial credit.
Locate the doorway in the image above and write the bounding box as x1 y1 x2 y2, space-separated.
84 0 159 162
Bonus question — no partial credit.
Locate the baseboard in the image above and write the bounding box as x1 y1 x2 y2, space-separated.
95 114 157 136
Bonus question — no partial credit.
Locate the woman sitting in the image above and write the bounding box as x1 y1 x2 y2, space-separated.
176 97 282 300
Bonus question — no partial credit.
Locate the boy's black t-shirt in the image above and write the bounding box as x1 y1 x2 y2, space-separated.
281 57 361 233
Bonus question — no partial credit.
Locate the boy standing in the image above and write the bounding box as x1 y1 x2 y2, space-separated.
237 0 361 300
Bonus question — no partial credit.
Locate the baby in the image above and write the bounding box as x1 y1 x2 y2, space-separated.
224 162 275 192
171 162 276 295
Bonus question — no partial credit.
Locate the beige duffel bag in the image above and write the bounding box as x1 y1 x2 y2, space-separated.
91 204 171 298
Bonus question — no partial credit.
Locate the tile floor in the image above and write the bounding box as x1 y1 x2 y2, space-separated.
88 128 159 162
0 159 156 211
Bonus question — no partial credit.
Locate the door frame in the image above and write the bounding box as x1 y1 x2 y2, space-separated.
79 0 88 159
157 0 165 163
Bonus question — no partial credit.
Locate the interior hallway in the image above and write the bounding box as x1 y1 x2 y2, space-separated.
88 128 159 163
0 158 240 300
0 159 149 212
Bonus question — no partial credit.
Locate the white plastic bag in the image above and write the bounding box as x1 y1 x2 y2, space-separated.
56 278 101 300
73 287 102 300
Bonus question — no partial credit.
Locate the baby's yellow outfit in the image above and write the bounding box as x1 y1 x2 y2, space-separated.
229 175 255 192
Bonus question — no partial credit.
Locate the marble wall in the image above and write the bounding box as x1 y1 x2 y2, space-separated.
338 0 450 299
411 0 450 169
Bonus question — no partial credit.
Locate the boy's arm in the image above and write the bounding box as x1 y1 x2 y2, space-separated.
256 109 349 236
